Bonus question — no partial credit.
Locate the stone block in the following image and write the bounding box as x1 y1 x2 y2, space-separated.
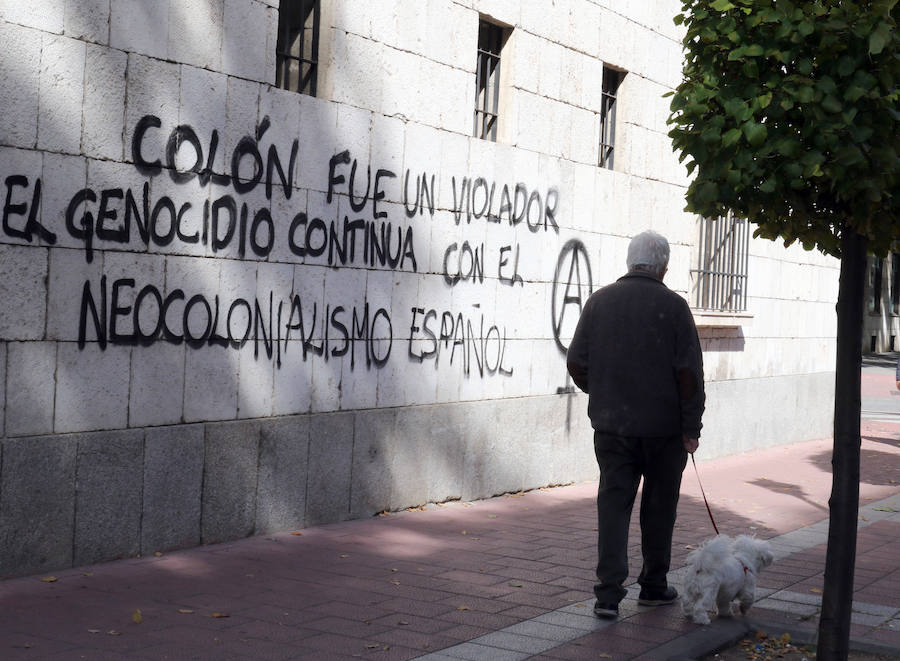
177 65 228 175
38 34 85 154
0 343 5 435
256 416 309 533
297 93 338 193
40 153 87 250
46 247 104 342
0 245 48 340
237 343 275 419
350 408 395 518
81 45 127 160
183 345 239 422
54 343 131 433
110 0 168 59
6 342 57 437
273 341 313 415
74 429 143 565
201 419 260 543
0 435 76 577
124 54 181 169
258 85 302 196
129 343 186 427
0 22 41 148
142 424 203 553
221 0 269 82
331 30 381 112
223 76 261 174
168 0 224 70
391 406 437 508
65 0 110 43
1 0 65 32
305 411 353 525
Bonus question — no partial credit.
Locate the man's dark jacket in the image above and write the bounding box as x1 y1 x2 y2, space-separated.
566 272 705 438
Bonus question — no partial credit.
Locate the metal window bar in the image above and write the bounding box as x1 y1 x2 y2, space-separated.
692 214 749 312
599 67 623 168
474 21 503 141
276 0 320 96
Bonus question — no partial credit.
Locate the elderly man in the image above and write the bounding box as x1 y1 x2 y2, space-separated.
566 230 705 619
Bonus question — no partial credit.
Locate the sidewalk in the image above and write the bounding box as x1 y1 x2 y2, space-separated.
1 378 898 661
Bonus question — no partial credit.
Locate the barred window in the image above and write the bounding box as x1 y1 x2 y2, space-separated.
276 0 320 96
474 20 508 141
599 66 625 169
868 256 884 314
691 214 750 312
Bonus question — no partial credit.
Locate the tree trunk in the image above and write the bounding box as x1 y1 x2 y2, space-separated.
817 227 867 660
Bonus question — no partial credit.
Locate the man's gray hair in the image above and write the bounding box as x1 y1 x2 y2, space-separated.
626 230 670 274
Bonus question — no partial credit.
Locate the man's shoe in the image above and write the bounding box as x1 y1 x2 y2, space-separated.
637 586 678 606
593 601 619 618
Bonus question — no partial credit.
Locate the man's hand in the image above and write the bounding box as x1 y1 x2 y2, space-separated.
683 435 699 454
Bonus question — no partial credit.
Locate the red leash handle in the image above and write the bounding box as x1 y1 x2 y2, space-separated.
691 453 720 535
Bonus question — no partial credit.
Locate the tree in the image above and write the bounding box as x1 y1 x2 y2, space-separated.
666 1 899 658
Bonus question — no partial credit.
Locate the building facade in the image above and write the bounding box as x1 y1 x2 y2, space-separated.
0 0 837 577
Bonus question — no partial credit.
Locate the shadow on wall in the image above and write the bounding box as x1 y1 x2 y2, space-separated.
0 2 600 578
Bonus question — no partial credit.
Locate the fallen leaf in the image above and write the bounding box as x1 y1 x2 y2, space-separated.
487 514 498 519
291 531 303 536
154 551 163 557
82 572 94 577
598 654 612 659
456 605 470 611
398 620 409 625
391 580 401 585
365 644 380 649
178 609 195 614
210 612 229 619
107 630 121 636
756 630 768 640
873 506 899 512
810 588 822 594
88 629 101 634
40 576 58 583
509 582 524 588
575 603 587 608
685 545 696 550
461 530 467 535
132 609 143 624
391 568 398 572
340 554 349 558
780 633 792 644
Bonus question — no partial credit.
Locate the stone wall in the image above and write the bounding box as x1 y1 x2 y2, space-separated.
0 0 837 577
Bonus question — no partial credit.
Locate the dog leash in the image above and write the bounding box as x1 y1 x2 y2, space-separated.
691 454 720 535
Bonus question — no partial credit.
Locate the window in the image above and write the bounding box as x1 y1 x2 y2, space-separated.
474 19 508 141
598 66 625 169
276 0 321 96
691 213 750 312
868 256 884 314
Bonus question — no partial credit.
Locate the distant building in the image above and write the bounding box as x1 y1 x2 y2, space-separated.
863 254 900 353
0 0 836 577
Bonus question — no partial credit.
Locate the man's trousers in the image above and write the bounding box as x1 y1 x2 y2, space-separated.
593 431 688 604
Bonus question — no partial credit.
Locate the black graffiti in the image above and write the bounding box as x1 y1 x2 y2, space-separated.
132 114 298 200
2 175 57 244
65 185 275 263
288 213 417 271
451 177 559 233
78 276 393 369
408 307 513 377
327 150 435 220
551 239 592 353
442 241 484 286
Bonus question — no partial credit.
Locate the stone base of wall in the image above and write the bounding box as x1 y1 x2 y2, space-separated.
0 372 834 578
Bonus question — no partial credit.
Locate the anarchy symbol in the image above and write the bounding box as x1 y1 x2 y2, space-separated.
551 239 592 353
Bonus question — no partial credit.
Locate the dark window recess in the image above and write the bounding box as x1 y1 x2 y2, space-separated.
599 66 625 169
276 0 320 96
474 20 506 141
868 256 884 314
691 213 750 312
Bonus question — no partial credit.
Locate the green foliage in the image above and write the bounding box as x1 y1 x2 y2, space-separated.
667 0 900 257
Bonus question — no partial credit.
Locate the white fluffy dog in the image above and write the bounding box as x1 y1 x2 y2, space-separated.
681 534 774 625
